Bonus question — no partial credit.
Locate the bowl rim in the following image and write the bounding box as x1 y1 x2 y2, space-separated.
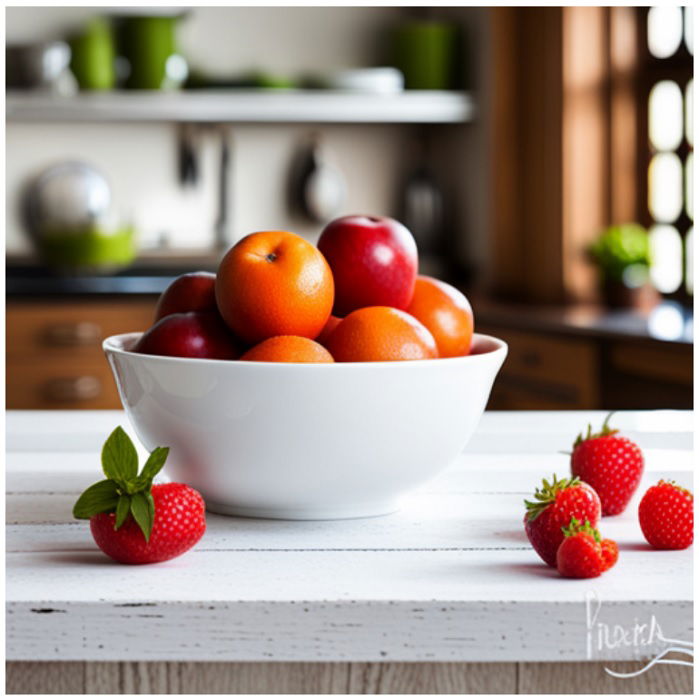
103 331 508 368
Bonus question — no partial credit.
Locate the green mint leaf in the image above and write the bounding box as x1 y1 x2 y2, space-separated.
130 491 155 542
115 494 131 530
140 447 169 481
101 426 139 482
124 477 148 495
73 479 120 519
145 491 155 524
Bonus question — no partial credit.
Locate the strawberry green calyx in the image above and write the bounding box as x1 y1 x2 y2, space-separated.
524 474 581 522
657 479 693 500
573 412 619 448
72 427 169 542
561 517 601 541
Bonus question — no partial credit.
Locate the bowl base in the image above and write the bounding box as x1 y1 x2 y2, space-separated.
205 498 400 521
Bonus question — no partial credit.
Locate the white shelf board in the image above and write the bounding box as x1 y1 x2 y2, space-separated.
6 89 474 124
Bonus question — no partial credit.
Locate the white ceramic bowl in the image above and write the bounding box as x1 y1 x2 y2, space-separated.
104 333 507 520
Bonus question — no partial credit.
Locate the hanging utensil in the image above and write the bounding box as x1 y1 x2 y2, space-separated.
401 165 444 255
290 134 346 223
214 125 232 250
177 123 199 188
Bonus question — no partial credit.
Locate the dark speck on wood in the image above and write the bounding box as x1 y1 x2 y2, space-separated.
114 602 157 608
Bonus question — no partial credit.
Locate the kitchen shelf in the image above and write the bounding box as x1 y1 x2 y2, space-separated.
6 89 474 124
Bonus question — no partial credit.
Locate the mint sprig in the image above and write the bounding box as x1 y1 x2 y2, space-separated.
73 427 169 542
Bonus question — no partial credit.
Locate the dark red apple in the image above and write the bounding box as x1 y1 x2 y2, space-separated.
317 215 418 316
134 311 240 360
154 272 217 322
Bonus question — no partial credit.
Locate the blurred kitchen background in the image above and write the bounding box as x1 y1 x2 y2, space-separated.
6 6 694 411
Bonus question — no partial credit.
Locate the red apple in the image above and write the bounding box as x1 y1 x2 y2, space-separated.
134 311 240 360
317 215 418 316
154 272 217 322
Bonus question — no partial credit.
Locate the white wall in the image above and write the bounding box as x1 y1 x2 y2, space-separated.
6 6 488 274
6 120 410 253
6 7 410 254
6 6 401 72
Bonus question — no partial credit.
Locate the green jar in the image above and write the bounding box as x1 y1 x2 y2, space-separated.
69 18 116 91
117 15 183 90
392 20 460 90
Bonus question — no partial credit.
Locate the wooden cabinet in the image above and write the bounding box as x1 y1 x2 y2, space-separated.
7 299 692 411
478 325 599 409
478 322 692 410
600 338 693 409
6 299 155 409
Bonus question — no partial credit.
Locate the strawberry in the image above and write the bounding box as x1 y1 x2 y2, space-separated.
600 537 619 571
638 480 693 550
556 517 618 578
570 413 643 516
73 427 206 564
524 474 601 566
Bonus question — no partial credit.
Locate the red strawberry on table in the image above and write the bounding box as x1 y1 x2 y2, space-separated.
556 517 619 579
524 474 601 566
570 413 644 516
638 480 693 550
73 427 206 564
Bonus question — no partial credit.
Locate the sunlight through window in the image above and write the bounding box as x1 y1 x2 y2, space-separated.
649 81 683 151
650 225 683 293
648 6 683 58
649 153 683 223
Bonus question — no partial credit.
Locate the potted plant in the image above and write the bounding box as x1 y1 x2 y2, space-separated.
588 223 658 309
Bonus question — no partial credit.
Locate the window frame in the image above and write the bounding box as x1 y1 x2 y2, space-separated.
636 6 693 304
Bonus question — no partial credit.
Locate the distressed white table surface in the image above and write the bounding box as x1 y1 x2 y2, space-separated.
6 410 693 663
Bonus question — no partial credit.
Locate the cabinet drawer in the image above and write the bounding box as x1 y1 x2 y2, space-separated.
478 324 599 408
7 300 154 362
6 299 156 409
488 379 581 410
7 359 122 409
609 341 692 385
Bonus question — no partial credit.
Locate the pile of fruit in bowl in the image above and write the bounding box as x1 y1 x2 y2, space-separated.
133 215 476 363
104 215 507 520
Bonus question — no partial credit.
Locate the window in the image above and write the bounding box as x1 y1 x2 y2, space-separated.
643 6 694 298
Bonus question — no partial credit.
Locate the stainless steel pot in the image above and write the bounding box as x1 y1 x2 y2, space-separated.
6 41 71 90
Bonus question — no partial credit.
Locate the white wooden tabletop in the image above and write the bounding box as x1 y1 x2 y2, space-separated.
6 410 693 663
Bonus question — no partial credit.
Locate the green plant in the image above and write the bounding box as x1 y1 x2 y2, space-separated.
588 223 651 285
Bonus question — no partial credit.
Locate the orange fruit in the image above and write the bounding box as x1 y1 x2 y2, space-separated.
406 276 474 357
326 306 437 362
240 336 334 363
216 231 334 344
315 314 342 346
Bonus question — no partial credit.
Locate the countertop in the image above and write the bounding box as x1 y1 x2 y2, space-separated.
6 410 693 663
475 300 693 346
7 261 692 345
6 258 218 296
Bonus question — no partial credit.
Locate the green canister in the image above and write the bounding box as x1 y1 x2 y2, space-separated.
392 20 460 90
116 14 186 90
69 18 116 91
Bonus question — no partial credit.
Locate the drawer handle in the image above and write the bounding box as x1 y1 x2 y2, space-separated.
519 350 542 367
43 376 102 402
42 322 102 347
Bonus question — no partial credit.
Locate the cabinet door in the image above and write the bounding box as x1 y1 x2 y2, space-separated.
7 299 155 409
601 339 693 409
478 325 600 409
